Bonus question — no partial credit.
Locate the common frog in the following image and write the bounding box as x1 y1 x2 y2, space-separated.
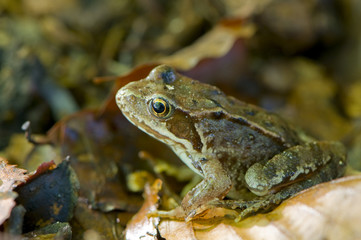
116 65 346 221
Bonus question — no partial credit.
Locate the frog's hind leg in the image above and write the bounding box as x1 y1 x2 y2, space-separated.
209 161 340 222
236 159 342 221
244 141 346 197
209 141 347 221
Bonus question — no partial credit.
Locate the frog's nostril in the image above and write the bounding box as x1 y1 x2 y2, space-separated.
125 94 137 104
116 88 134 103
116 94 122 103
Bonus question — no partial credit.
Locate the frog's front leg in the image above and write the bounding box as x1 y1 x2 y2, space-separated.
181 157 232 221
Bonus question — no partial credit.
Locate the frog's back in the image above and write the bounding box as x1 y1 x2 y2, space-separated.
177 77 303 149
139 64 303 153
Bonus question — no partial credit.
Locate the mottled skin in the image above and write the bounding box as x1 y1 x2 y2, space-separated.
116 65 346 221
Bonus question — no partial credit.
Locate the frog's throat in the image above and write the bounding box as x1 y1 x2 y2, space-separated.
172 147 204 177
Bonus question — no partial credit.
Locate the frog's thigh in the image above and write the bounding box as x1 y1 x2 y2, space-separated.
245 141 346 196
237 157 345 221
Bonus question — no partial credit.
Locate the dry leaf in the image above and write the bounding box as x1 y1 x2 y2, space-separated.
125 176 361 240
0 157 27 225
125 179 178 240
0 157 27 192
161 20 254 70
47 110 149 212
0 192 17 226
74 201 127 239
15 160 79 232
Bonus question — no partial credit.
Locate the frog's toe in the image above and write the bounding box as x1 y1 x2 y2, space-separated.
148 207 186 220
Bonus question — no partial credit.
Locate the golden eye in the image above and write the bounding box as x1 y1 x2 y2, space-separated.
149 97 172 118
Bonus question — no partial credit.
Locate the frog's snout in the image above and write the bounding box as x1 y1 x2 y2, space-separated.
116 88 137 108
115 88 126 107
115 89 122 103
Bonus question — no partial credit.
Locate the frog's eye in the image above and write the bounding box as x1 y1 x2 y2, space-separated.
149 97 173 119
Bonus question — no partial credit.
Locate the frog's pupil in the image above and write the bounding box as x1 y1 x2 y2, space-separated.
153 101 166 113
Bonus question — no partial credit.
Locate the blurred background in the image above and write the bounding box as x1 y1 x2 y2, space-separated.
1 0 361 238
1 0 361 148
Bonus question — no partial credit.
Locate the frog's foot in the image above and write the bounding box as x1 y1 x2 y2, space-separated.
149 204 230 222
207 198 260 210
235 197 281 222
205 193 288 222
206 198 272 221
148 205 216 221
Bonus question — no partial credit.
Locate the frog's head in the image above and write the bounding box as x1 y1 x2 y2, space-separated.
116 64 226 154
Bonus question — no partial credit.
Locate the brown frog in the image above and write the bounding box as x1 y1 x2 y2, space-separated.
116 65 346 221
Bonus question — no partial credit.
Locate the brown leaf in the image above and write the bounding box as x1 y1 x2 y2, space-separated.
0 157 27 225
0 192 17 226
24 160 57 183
124 179 178 240
15 160 79 232
0 157 27 192
125 176 361 240
161 20 254 70
74 201 127 239
47 110 149 212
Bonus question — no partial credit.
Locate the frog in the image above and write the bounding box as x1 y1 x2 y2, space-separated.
116 64 346 221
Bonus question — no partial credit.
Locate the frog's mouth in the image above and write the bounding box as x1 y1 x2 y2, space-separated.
117 89 177 146
122 107 205 177
116 87 205 177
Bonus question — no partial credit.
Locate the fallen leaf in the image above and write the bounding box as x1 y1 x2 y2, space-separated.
24 160 57 182
47 110 152 212
161 20 254 70
0 157 27 225
23 222 72 240
15 160 79 233
0 157 27 192
0 192 17 226
125 176 361 240
73 201 129 239
124 179 184 240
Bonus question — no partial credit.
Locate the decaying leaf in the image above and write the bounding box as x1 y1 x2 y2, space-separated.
0 192 17 226
124 176 361 240
124 179 167 240
23 222 72 240
47 110 151 212
73 201 130 240
15 160 79 233
0 157 27 225
161 20 254 70
0 157 27 193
